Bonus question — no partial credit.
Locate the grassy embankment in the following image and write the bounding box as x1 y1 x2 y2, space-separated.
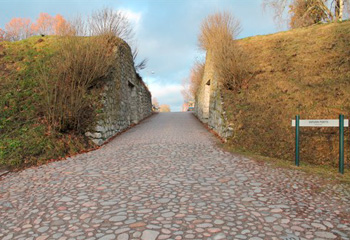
0 36 108 170
223 21 350 182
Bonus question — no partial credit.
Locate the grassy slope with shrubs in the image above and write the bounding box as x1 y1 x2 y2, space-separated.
224 21 350 167
0 36 109 169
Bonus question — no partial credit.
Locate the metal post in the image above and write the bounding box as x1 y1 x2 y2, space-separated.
339 114 344 174
295 115 300 166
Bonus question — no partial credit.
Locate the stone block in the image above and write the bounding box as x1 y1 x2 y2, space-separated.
92 138 104 146
92 132 102 139
95 125 105 133
85 132 93 137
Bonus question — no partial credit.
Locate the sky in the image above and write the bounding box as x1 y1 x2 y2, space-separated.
1 0 279 112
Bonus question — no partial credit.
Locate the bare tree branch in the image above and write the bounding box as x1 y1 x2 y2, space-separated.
88 7 135 42
132 47 148 71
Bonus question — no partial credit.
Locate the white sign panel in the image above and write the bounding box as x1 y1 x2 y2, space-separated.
292 119 349 127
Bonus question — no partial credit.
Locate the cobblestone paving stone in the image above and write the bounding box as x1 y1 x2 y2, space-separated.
1 112 350 240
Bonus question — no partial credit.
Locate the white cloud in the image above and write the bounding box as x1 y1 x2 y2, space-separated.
150 83 182 99
116 0 278 112
119 8 142 33
145 77 182 99
144 76 184 112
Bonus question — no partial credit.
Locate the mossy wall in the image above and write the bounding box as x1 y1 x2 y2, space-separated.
85 42 152 145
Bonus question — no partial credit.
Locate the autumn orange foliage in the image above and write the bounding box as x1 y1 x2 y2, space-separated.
54 14 72 36
32 13 71 36
32 13 55 35
0 28 5 41
2 13 70 41
5 18 34 41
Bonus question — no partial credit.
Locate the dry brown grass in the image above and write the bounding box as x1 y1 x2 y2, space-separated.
223 21 350 167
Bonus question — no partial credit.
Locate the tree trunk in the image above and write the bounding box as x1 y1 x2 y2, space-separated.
335 0 344 21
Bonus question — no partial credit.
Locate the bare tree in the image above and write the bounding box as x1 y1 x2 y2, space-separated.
289 0 330 28
88 8 147 72
198 12 250 92
67 16 87 36
198 11 241 51
335 0 345 20
181 77 193 102
188 61 205 98
263 0 348 28
88 7 134 42
4 18 35 41
132 47 148 71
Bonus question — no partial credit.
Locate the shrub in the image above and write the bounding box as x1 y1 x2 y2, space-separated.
212 38 251 91
198 11 251 92
37 9 139 133
198 11 241 51
38 33 119 132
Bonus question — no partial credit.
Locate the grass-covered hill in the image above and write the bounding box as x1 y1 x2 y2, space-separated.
0 36 119 169
224 21 350 167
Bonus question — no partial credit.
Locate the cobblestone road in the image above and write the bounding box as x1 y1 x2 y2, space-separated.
1 113 350 240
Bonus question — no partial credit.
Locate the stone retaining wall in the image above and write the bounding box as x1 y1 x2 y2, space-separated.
195 51 233 140
86 42 152 145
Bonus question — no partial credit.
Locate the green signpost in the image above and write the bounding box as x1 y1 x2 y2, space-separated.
292 115 348 174
295 115 300 167
339 115 344 174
